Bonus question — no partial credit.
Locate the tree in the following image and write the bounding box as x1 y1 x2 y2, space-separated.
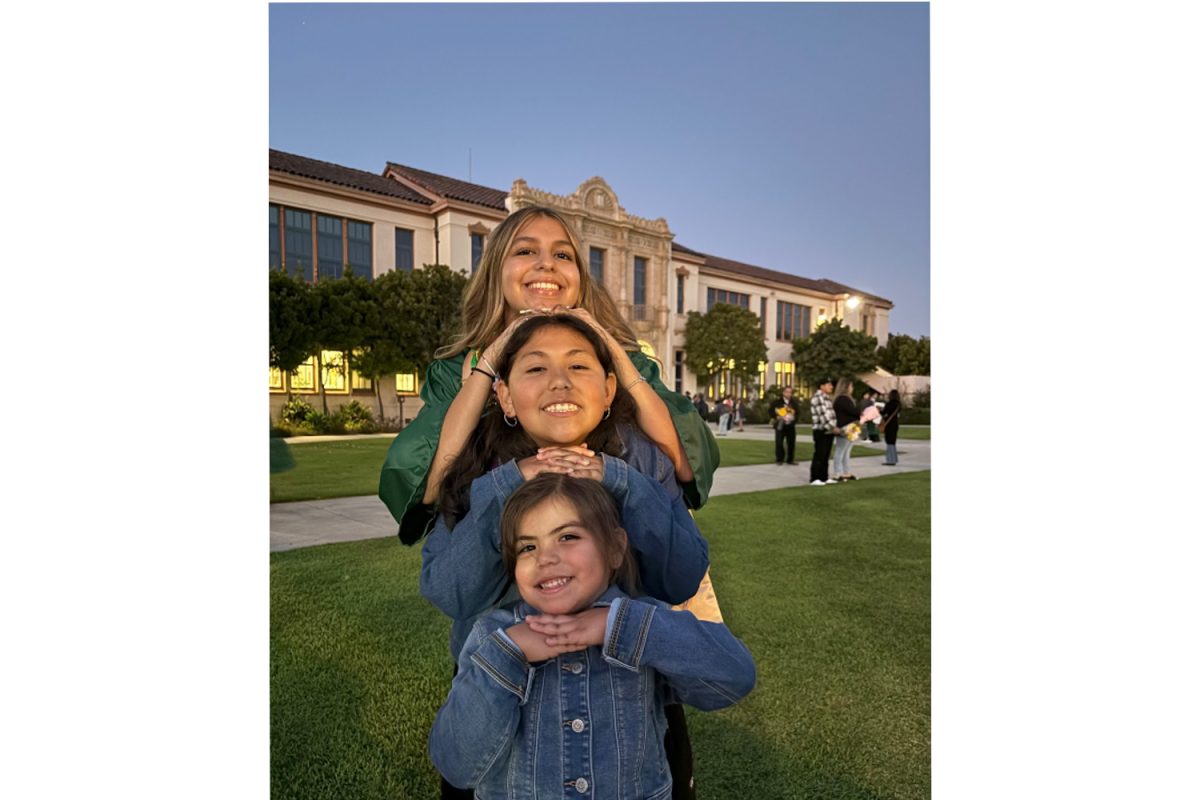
400 264 469 368
876 333 931 376
311 270 377 414
683 303 767 397
268 269 317 401
791 318 879 387
354 264 468 423
354 269 420 420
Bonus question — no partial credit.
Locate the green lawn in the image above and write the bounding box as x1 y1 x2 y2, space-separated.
897 426 930 441
271 471 930 799
714 437 879 467
270 438 394 503
270 436 885 502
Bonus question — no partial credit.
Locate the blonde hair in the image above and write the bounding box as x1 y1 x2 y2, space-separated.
437 206 638 358
834 377 854 397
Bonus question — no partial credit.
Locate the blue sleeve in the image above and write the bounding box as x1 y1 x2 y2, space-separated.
419 459 525 621
603 597 756 711
428 614 532 789
599 452 709 605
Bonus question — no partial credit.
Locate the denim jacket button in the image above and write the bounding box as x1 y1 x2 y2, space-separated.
573 777 589 792
563 661 583 674
570 718 586 733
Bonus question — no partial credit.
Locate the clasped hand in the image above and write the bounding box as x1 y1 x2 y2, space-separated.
506 607 608 662
517 445 603 481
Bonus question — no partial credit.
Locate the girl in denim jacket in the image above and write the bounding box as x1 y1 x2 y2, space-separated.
421 313 711 796
430 474 755 799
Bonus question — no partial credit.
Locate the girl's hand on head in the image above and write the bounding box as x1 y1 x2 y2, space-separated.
524 608 607 650
483 309 541 366
563 307 615 344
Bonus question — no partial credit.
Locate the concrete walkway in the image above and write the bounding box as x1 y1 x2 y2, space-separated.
270 425 930 552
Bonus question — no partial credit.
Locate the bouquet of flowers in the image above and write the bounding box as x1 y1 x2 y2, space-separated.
859 405 881 425
774 405 795 428
843 422 862 441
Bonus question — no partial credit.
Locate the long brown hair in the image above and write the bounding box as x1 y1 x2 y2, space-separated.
499 473 640 597
438 314 637 526
436 206 638 358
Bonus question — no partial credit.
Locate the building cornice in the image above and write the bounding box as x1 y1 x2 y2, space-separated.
510 177 672 236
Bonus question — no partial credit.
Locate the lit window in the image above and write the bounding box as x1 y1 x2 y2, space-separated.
396 372 419 395
321 351 349 393
290 358 317 392
269 366 284 393
774 361 795 388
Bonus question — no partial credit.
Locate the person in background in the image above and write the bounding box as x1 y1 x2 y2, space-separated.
830 378 858 482
771 386 802 465
881 388 903 466
735 398 747 432
809 378 837 485
717 395 733 435
860 389 881 442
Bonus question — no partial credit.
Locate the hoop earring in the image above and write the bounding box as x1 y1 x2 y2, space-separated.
503 413 519 428
603 407 611 421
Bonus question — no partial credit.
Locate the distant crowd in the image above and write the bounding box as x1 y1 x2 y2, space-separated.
686 384 904 485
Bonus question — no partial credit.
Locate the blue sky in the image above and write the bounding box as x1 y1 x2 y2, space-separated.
270 2 929 337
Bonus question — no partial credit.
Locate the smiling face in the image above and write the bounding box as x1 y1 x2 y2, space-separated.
494 325 617 448
512 496 619 614
500 215 582 318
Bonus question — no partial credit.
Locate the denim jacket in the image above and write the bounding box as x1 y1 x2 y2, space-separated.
420 425 711 657
429 586 757 799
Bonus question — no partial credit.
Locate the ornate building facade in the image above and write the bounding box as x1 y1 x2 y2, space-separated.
268 149 892 422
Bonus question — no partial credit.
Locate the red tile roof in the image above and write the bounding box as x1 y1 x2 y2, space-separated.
270 150 432 205
385 162 509 211
673 244 892 306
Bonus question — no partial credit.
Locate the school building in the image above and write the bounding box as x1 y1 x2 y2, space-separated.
269 149 893 422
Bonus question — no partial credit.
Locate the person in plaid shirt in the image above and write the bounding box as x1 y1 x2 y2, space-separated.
809 378 838 485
